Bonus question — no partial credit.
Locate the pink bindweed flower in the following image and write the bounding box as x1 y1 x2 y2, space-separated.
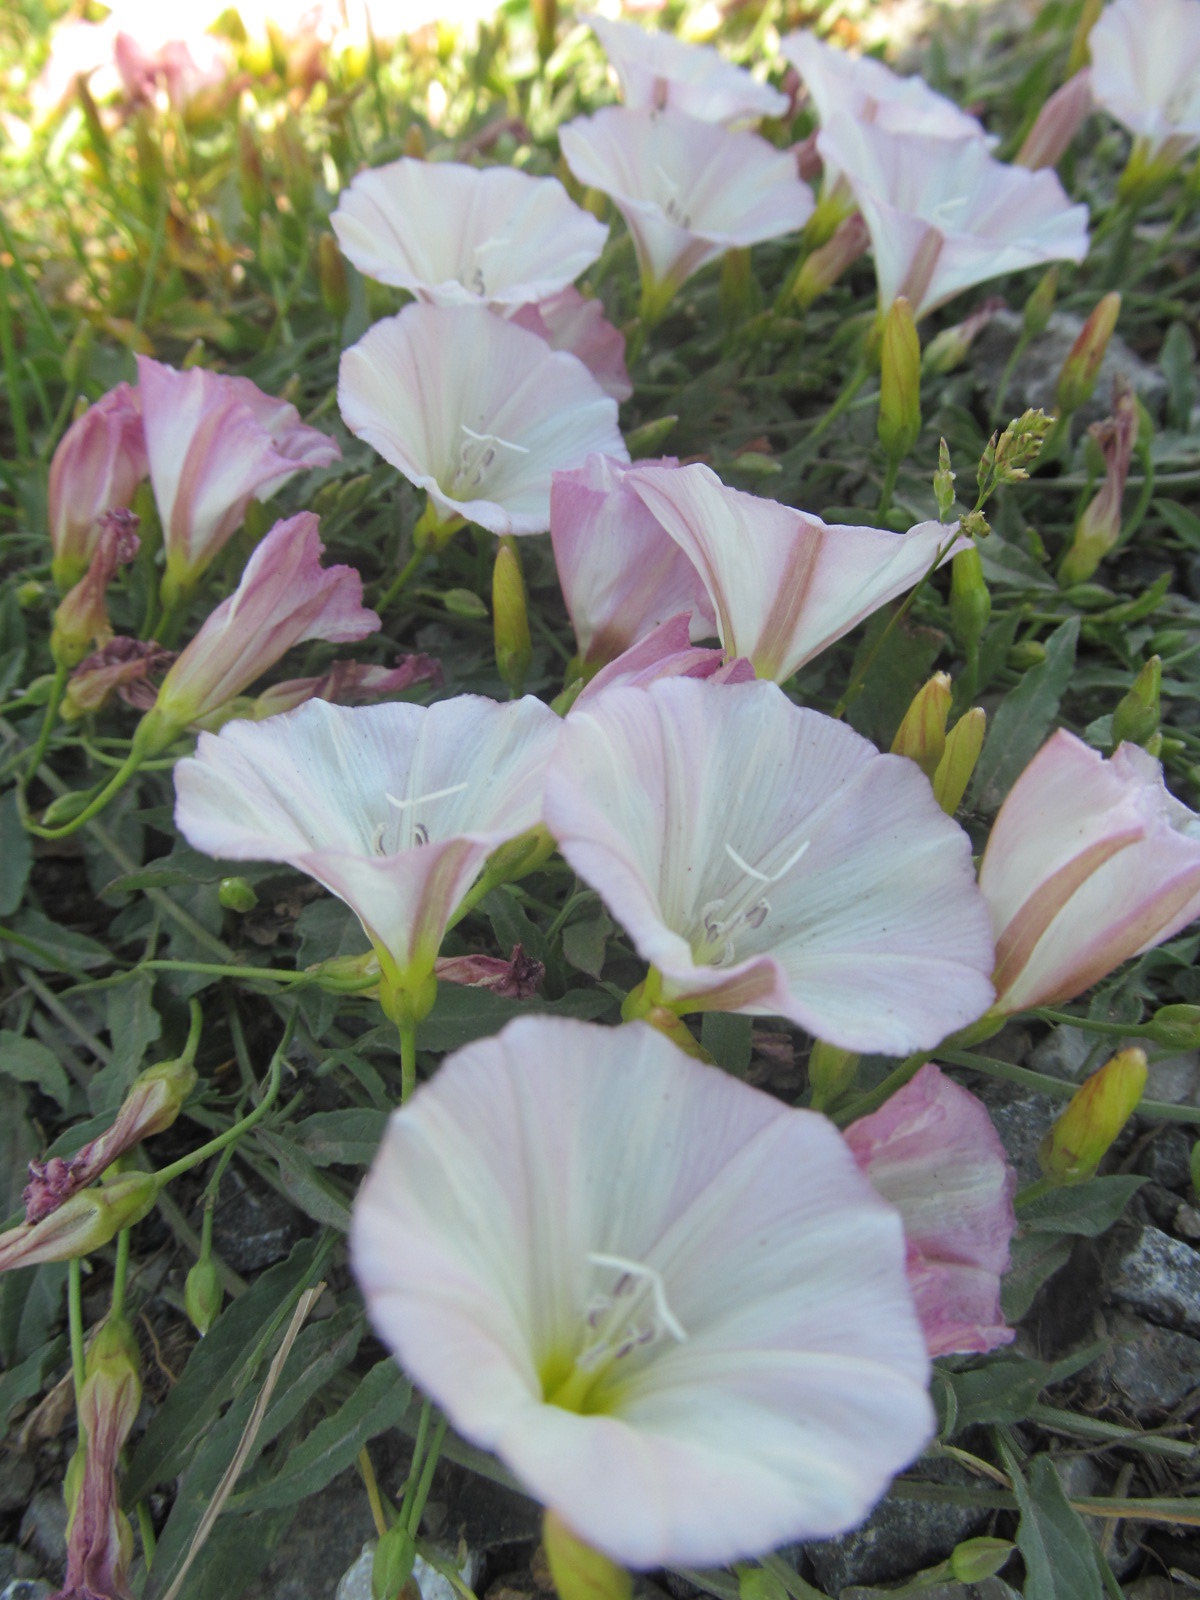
510 288 632 403
51 510 141 670
979 729 1200 1016
1059 379 1139 585
1016 69 1094 169
434 943 545 998
544 678 995 1054
62 639 174 720
572 613 753 706
352 1015 935 1567
137 512 378 748
330 159 609 309
559 106 814 320
338 303 626 536
1089 0 1200 166
588 14 789 125
844 1064 1017 1358
0 1174 157 1274
624 461 963 681
815 115 1089 319
174 694 561 1017
48 383 147 591
136 355 340 597
550 455 714 669
243 653 443 720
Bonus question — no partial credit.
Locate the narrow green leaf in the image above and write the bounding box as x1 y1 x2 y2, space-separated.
0 786 32 916
1001 1443 1103 1600
0 1032 73 1111
1020 1176 1145 1237
971 616 1080 809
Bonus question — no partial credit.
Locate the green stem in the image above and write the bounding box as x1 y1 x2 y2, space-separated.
399 1016 417 1103
20 665 68 792
377 546 426 615
0 258 31 460
110 1226 132 1318
878 453 901 520
400 1397 433 1530
406 1415 448 1534
938 1045 1200 1123
802 360 870 454
991 330 1031 428
25 742 147 840
68 1257 86 1405
136 1500 157 1566
1014 1175 1055 1208
1034 1007 1151 1037
834 1051 929 1125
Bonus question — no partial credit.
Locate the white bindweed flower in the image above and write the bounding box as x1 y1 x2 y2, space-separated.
352 1015 935 1568
589 13 789 125
330 159 609 308
559 106 814 318
338 303 627 536
1089 0 1200 167
173 695 561 1016
544 678 995 1054
625 461 963 681
815 114 1089 319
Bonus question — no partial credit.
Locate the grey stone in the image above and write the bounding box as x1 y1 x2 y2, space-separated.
805 1467 989 1592
975 1087 1062 1185
212 1167 307 1274
335 1546 373 1600
0 1455 33 1516
1142 1048 1200 1109
0 1549 37 1589
1029 1026 1094 1082
841 1583 1020 1600
17 1489 66 1572
1092 1311 1200 1414
242 1469 376 1600
972 310 1168 426
1135 1127 1194 1191
1106 1224 1200 1337
0 1583 55 1600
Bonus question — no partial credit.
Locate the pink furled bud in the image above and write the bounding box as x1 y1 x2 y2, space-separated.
844 1064 1017 1357
135 356 340 598
1055 293 1121 417
573 614 755 707
62 638 175 720
922 296 1006 374
434 943 546 999
510 288 633 403
791 211 870 310
50 510 140 670
245 653 444 720
24 1032 199 1224
140 512 378 749
0 1173 158 1274
57 1312 141 1600
980 729 1200 1014
1058 380 1139 585
1017 69 1094 169
48 384 147 591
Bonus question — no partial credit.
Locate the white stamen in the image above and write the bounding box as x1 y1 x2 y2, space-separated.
385 782 469 810
587 1251 688 1343
724 836 811 884
460 425 530 456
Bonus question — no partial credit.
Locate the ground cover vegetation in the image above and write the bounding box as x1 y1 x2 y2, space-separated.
1 0 1200 1597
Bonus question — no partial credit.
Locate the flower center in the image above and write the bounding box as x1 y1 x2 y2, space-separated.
368 781 469 854
541 1252 687 1415
446 424 530 499
692 838 811 967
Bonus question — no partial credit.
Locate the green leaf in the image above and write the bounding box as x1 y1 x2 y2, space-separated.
1002 1444 1103 1600
7 909 111 971
0 1333 67 1429
0 1078 36 1223
230 1358 411 1513
255 1130 353 1231
0 786 32 916
89 972 162 1113
0 1262 68 1368
845 612 943 750
1152 497 1200 550
562 912 612 979
701 1013 752 1077
419 984 613 1051
0 1031 73 1111
1160 321 1195 431
98 847 238 899
1000 1232 1074 1322
1020 1176 1145 1237
290 1109 388 1168
971 616 1079 810
947 1356 1047 1431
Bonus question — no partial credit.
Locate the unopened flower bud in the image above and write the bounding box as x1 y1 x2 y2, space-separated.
1056 294 1120 418
1148 1004 1200 1050
891 673 952 779
493 537 533 695
791 212 869 309
185 1258 224 1335
373 1521 417 1600
719 248 760 324
50 510 140 670
543 1509 632 1600
950 1537 1014 1584
921 297 1004 376
807 1039 859 1111
934 439 956 522
317 232 350 321
0 1172 157 1272
950 545 991 660
218 876 259 913
1059 380 1138 586
1111 656 1161 751
1038 1047 1148 1184
878 297 921 462
1023 268 1059 339
624 415 679 459
932 708 986 815
1016 70 1092 170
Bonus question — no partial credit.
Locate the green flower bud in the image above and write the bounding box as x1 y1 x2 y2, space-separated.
625 415 679 459
1111 656 1161 751
878 297 921 461
317 233 350 321
1038 1048 1147 1184
543 1510 631 1600
891 673 952 779
372 1523 417 1600
1023 268 1058 339
185 1258 224 1336
807 1039 859 1111
932 708 986 815
950 545 991 659
1056 294 1120 417
493 537 532 695
218 876 259 913
934 439 956 522
950 1537 1014 1584
1147 1004 1200 1051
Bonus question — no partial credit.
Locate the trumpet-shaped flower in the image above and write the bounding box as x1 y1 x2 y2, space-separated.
625 462 963 681
338 304 627 536
47 383 147 591
143 513 378 742
136 355 341 593
511 289 633 402
559 107 814 316
174 694 561 1009
330 159 609 308
815 115 1089 319
352 1015 935 1568
979 730 1200 1015
551 455 714 668
543 679 995 1054
1088 0 1200 164
589 14 789 125
845 1065 1016 1358
781 32 990 148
